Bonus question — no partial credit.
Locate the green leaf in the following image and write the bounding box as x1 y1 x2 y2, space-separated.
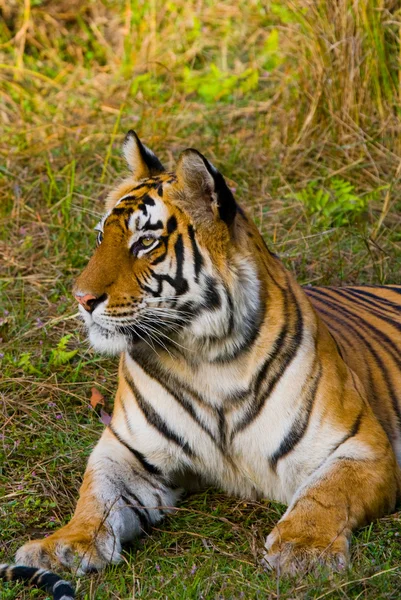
18 353 42 375
49 334 78 366
292 177 369 227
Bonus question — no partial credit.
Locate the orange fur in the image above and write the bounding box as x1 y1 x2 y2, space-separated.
13 135 401 581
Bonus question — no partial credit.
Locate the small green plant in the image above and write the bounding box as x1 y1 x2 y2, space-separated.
49 334 78 366
294 177 374 227
17 352 42 375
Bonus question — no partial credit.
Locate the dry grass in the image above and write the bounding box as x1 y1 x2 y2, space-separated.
1 1 401 598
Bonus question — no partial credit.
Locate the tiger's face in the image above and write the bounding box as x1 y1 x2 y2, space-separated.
74 131 260 358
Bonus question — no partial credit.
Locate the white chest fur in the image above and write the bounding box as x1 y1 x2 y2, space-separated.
112 335 318 505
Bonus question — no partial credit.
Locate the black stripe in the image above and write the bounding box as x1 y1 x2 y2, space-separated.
111 206 132 217
117 194 141 205
346 287 401 310
254 323 288 398
329 410 363 458
329 288 401 331
117 194 137 203
151 251 168 266
126 489 152 521
142 283 162 297
135 273 145 288
167 215 177 233
137 203 148 215
109 469 163 525
307 289 401 426
270 362 322 470
53 582 76 600
151 234 189 296
310 287 401 370
307 298 386 420
210 275 264 364
386 285 401 295
8 566 45 582
324 287 401 335
241 274 290 398
141 218 163 231
108 424 162 475
119 184 158 202
142 194 157 206
124 501 150 533
255 282 304 400
188 224 204 282
133 346 210 406
313 410 365 474
203 276 221 309
330 331 345 360
231 277 304 437
148 234 169 266
123 365 195 456
307 291 361 353
154 491 163 507
0 565 75 599
217 407 227 450
339 287 401 317
198 278 260 362
121 494 151 533
225 286 235 336
194 281 262 363
322 318 357 352
131 349 220 446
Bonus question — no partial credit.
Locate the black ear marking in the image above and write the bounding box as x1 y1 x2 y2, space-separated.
123 130 165 177
200 153 237 226
177 148 237 226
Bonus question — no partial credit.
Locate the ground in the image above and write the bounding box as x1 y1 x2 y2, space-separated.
1 1 401 598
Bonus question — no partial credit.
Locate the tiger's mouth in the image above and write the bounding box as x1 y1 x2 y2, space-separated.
81 307 185 356
77 292 196 356
77 306 129 355
85 320 129 355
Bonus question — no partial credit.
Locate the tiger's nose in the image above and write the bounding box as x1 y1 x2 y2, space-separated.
74 293 105 313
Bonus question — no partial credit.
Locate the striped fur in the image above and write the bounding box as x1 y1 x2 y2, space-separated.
305 285 401 463
6 132 401 593
0 564 74 599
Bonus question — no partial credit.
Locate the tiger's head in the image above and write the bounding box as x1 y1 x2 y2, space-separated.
73 131 263 360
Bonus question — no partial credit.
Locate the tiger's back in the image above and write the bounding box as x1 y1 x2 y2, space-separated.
306 285 401 460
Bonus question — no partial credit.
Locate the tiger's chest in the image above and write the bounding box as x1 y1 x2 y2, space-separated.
111 348 326 504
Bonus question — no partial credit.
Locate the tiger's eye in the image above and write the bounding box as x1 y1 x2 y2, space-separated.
141 236 154 247
97 231 103 246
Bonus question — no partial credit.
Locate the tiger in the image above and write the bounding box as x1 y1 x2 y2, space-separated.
2 130 401 599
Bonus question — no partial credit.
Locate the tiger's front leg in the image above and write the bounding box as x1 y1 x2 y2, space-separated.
263 414 401 575
15 428 181 575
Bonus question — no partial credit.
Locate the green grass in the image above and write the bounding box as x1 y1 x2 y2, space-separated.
1 0 401 598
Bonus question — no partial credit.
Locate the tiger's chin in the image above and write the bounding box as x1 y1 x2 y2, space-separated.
87 323 128 356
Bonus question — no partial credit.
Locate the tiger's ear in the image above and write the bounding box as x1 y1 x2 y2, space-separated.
123 130 165 179
176 149 237 226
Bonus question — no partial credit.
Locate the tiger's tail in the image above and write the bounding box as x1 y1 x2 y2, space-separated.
0 563 75 599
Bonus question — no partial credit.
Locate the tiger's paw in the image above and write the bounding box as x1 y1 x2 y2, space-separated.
262 528 349 576
15 527 121 575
